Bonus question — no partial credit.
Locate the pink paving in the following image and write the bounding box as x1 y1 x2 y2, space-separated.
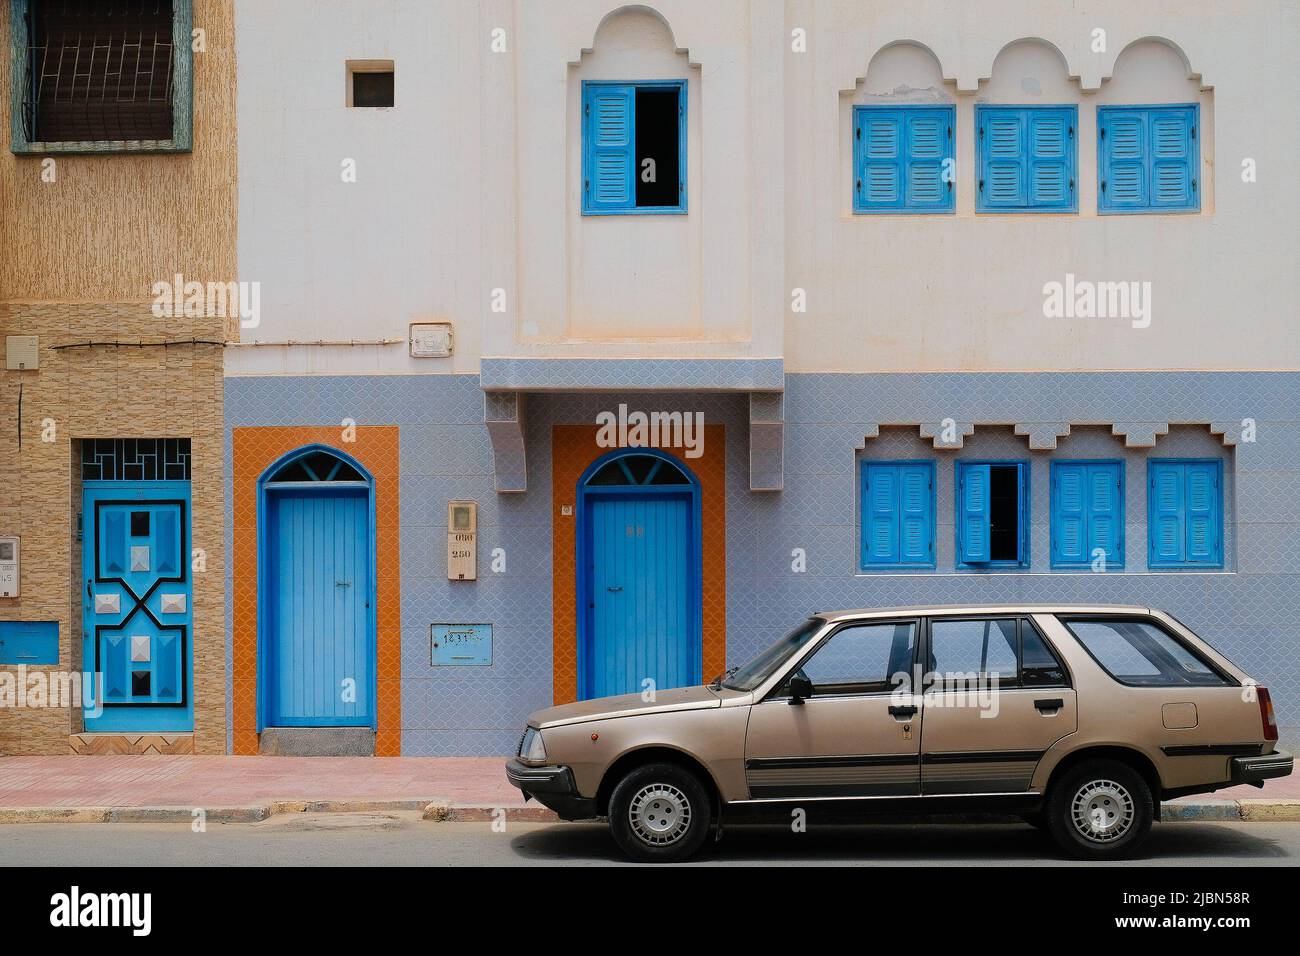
0 756 524 809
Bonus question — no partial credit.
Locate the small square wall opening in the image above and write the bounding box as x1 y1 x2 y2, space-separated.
347 60 395 108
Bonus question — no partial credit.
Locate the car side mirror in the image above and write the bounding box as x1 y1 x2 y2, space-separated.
787 675 812 705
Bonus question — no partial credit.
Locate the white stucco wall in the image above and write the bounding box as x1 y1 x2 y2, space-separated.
231 0 1298 376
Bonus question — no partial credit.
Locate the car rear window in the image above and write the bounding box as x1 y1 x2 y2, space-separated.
1061 617 1231 687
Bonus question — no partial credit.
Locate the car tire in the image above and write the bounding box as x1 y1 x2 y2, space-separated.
608 762 713 863
1046 759 1154 860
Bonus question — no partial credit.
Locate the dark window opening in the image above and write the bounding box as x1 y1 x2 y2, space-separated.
989 464 1021 561
25 0 176 143
268 451 364 484
634 87 680 208
351 71 394 108
131 670 151 696
130 511 150 537
585 454 690 488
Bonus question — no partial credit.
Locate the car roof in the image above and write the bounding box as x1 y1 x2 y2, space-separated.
813 604 1153 623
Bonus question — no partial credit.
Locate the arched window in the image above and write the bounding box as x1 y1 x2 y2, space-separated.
266 448 365 483
583 452 691 487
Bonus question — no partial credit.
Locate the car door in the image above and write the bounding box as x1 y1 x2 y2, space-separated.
744 618 922 798
919 615 1077 794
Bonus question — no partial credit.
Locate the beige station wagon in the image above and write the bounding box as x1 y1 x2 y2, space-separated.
507 605 1292 862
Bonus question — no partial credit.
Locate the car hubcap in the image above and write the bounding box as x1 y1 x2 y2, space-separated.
628 784 692 846
1071 779 1135 843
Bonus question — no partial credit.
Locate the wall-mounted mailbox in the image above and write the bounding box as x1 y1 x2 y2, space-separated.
447 500 477 580
0 537 18 597
430 624 492 666
0 621 59 665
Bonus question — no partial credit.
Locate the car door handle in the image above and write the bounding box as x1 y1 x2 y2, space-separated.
1035 698 1064 713
888 705 917 719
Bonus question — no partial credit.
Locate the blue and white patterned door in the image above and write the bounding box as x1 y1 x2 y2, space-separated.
82 481 193 732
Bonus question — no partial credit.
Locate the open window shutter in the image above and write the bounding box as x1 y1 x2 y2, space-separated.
1028 109 1073 208
960 464 992 563
1149 462 1186 564
1052 463 1087 565
858 110 903 209
980 109 1025 208
863 464 901 564
905 111 948 209
584 84 634 211
898 464 933 564
1150 107 1196 209
1087 463 1122 565
1184 461 1221 563
1101 111 1148 209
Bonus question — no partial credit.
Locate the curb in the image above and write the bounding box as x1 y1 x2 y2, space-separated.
1 799 1297 826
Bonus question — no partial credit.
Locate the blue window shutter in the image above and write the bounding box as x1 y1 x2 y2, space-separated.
863 464 901 564
857 110 903 209
1100 111 1148 208
1149 462 1186 565
904 109 953 211
1052 463 1088 565
898 464 934 564
959 463 992 563
1087 462 1123 566
980 108 1025 208
583 84 634 212
1184 461 1221 564
1028 109 1074 208
1150 107 1196 209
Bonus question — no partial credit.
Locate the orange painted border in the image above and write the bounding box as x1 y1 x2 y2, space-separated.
551 425 725 703
231 427 401 756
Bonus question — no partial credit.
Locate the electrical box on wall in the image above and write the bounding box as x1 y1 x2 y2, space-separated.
447 501 477 580
409 322 453 358
5 336 39 370
0 537 18 597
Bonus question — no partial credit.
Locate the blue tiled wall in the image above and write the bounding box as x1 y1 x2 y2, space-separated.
226 371 1299 753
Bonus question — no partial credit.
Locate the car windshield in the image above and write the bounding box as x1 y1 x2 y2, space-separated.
722 618 824 691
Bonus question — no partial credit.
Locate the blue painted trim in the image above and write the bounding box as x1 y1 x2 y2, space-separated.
975 104 1078 213
575 448 703 700
954 459 1031 569
255 444 378 731
852 105 956 214
858 459 937 570
1097 103 1199 215
1049 459 1126 569
1146 457 1224 570
581 79 687 215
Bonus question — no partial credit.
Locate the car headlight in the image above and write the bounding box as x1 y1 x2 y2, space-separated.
519 727 547 763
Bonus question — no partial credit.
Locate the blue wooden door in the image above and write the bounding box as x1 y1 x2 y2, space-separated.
82 482 193 732
586 493 697 698
266 488 372 726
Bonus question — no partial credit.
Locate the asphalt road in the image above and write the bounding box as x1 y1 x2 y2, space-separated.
2 813 1297 866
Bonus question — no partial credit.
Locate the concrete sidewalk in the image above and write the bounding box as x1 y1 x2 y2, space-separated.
0 755 1296 824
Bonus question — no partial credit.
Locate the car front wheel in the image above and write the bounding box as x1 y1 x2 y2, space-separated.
1046 759 1154 859
608 762 713 863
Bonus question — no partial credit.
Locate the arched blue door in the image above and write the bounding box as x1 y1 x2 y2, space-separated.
259 447 375 728
577 450 702 700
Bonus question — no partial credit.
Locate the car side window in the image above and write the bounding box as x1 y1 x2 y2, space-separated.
929 618 1018 686
794 621 917 696
1063 617 1230 687
1020 618 1069 687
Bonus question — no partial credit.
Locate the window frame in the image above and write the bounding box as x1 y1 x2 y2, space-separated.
1096 103 1200 215
954 459 1031 569
1049 459 1126 570
858 459 936 571
580 79 687 216
10 0 194 155
852 104 956 215
1058 613 1233 688
922 615 1073 691
1146 457 1225 570
764 617 921 701
974 103 1078 214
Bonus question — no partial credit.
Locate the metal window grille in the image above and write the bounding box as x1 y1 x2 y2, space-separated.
21 0 176 143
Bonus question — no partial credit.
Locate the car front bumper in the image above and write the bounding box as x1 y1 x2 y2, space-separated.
505 758 598 820
1230 750 1294 787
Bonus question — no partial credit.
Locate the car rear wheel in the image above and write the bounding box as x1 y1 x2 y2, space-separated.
1046 759 1154 860
608 762 712 863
